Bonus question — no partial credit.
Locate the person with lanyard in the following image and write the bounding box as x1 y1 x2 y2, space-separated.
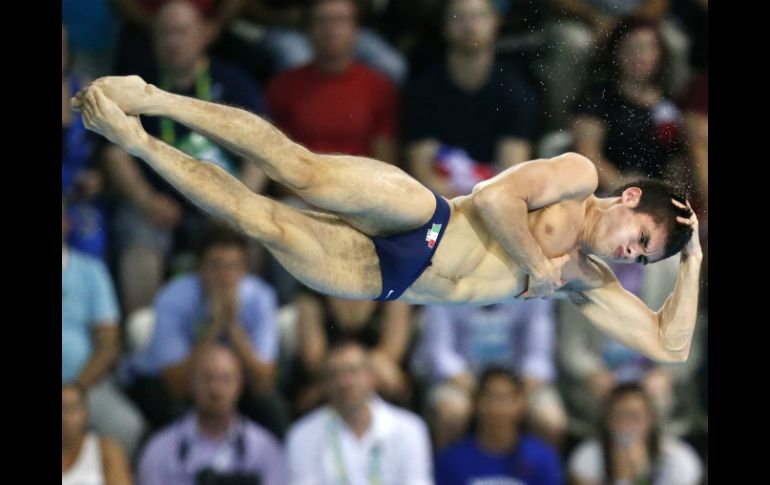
103 0 267 315
286 340 433 485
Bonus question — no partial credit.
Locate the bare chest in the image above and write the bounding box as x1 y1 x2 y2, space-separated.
528 202 586 258
404 200 588 303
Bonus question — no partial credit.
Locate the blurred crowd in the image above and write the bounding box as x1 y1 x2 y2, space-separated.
62 0 708 484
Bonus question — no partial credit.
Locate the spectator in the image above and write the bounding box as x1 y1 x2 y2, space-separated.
63 24 109 259
62 201 147 456
104 0 268 314
112 0 244 76
404 0 538 198
137 344 287 485
266 0 400 166
412 300 566 449
235 0 408 84
287 292 413 415
62 0 120 80
434 367 564 485
62 384 133 485
540 0 692 128
568 383 703 485
286 340 433 485
127 225 287 438
572 17 687 192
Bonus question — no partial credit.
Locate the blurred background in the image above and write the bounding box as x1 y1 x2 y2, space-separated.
61 0 707 484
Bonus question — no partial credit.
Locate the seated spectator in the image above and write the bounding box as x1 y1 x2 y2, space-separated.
63 24 109 260
126 225 287 438
572 17 687 193
412 299 566 450
434 367 564 485
104 0 268 314
112 0 244 76
137 344 287 485
235 0 407 84
568 383 703 485
266 0 400 166
286 340 433 485
287 292 413 415
62 201 147 457
540 0 692 128
62 384 133 485
404 0 539 198
62 0 120 80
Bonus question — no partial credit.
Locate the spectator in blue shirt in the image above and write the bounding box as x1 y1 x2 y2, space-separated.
62 199 146 456
434 367 564 485
127 224 288 438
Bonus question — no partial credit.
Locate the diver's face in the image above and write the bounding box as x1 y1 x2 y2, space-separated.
594 189 667 265
605 209 666 265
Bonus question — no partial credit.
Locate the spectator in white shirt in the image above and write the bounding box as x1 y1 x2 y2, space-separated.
568 382 703 485
286 339 434 485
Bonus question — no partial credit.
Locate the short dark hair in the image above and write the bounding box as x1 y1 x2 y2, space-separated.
476 366 523 397
195 224 248 262
304 0 363 27
611 179 692 261
467 366 525 435
323 337 370 376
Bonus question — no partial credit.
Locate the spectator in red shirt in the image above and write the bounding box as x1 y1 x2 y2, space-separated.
263 0 400 303
266 0 399 166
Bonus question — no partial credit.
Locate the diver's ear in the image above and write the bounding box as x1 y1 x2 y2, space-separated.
622 187 643 208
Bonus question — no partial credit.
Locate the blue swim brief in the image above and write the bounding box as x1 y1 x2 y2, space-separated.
372 191 451 301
